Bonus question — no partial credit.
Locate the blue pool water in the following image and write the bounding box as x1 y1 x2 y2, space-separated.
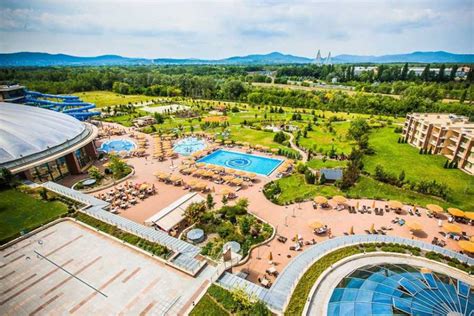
197 149 283 176
100 139 136 153
173 137 206 156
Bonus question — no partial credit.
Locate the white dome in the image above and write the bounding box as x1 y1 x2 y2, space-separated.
0 102 86 164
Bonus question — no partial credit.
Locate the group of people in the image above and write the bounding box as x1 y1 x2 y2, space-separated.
96 181 156 213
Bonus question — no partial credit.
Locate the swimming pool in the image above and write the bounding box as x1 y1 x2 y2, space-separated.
100 139 136 153
173 137 206 156
197 149 283 176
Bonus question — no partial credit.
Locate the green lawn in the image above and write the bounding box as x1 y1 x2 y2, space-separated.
347 176 452 208
365 127 474 210
0 189 68 243
272 174 341 204
190 294 229 316
298 121 354 155
73 91 157 108
307 159 346 169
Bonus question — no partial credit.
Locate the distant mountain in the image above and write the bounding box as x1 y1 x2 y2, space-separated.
0 52 152 66
333 51 474 64
0 51 472 67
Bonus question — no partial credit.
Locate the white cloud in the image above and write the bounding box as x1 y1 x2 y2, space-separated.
0 0 472 58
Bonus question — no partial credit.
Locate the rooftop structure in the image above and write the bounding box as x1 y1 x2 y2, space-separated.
403 113 474 174
0 102 98 181
320 168 343 181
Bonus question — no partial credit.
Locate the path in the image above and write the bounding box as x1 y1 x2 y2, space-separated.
283 131 308 162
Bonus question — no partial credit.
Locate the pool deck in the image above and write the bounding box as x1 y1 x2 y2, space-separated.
67 122 473 287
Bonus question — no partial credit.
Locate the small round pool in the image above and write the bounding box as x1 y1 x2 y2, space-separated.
100 139 136 153
173 137 206 156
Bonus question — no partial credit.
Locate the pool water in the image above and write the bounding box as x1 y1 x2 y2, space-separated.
173 137 206 156
100 139 136 153
197 149 283 176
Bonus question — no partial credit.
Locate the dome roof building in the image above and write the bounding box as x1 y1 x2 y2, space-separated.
0 102 98 182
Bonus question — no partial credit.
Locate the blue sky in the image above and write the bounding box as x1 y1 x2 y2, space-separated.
0 0 472 59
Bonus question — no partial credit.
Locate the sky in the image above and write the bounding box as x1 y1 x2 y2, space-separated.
0 0 473 59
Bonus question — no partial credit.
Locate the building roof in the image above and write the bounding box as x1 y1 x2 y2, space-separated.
145 192 205 232
320 168 343 181
0 102 96 170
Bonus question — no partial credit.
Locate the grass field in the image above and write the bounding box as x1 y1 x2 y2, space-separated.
307 159 346 169
273 174 341 204
73 91 157 108
298 121 353 155
0 189 68 243
365 127 474 210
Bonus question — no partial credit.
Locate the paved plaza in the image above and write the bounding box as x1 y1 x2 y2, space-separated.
0 221 214 316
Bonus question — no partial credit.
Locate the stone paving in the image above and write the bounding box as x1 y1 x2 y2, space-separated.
0 221 215 316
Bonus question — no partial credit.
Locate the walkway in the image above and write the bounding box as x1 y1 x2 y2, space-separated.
283 131 307 162
42 181 206 276
221 235 473 312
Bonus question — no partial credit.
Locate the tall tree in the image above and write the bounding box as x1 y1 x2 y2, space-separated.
438 64 446 82
400 63 409 80
421 64 431 82
449 64 458 81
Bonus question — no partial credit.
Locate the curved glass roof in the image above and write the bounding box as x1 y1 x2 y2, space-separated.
328 264 473 316
0 102 85 164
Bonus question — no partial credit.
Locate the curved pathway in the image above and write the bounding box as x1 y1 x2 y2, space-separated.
283 131 308 162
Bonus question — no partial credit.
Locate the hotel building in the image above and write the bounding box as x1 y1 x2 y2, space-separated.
402 113 474 174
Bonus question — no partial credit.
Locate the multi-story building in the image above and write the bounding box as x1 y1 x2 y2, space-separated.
403 113 474 174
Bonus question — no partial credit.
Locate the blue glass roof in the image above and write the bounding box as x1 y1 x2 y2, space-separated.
328 264 474 316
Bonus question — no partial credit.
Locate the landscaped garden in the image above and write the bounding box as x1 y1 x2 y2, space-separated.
183 198 273 260
0 187 69 244
190 284 270 316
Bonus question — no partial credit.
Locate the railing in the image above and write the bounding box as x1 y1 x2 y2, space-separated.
263 234 473 311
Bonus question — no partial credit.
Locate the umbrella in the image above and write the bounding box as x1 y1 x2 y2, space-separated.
245 173 257 179
356 201 360 210
465 212 474 220
231 178 243 185
196 162 206 168
406 221 423 231
169 175 182 183
389 201 403 209
268 252 273 262
140 183 149 190
224 140 232 145
471 236 474 242
215 139 223 143
309 221 324 229
314 196 328 204
332 195 347 204
220 188 235 196
235 170 246 177
271 148 280 153
458 241 474 253
443 223 462 234
187 180 198 187
370 223 375 234
349 226 354 235
223 175 234 182
371 200 376 209
427 204 444 214
158 173 170 180
447 208 465 217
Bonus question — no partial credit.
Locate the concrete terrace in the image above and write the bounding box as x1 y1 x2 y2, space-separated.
0 221 215 316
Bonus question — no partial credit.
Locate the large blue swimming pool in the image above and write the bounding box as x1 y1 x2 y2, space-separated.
197 149 283 176
100 139 136 153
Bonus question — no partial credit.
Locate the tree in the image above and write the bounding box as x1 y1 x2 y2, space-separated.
206 193 215 210
347 118 370 140
438 64 445 82
400 63 409 80
273 131 286 144
153 112 164 124
0 168 14 188
398 170 405 184
222 80 245 100
449 65 458 81
304 169 315 184
108 154 129 179
222 194 228 205
443 160 449 168
39 187 49 201
421 64 431 81
88 166 103 182
183 201 207 224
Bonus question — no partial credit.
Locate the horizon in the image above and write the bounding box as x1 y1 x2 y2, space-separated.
0 0 473 59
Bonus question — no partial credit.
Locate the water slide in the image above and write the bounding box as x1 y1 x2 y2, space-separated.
25 90 100 120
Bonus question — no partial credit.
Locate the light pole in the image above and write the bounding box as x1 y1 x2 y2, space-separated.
285 216 288 227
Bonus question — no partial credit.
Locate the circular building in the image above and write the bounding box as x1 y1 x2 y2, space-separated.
0 102 98 182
